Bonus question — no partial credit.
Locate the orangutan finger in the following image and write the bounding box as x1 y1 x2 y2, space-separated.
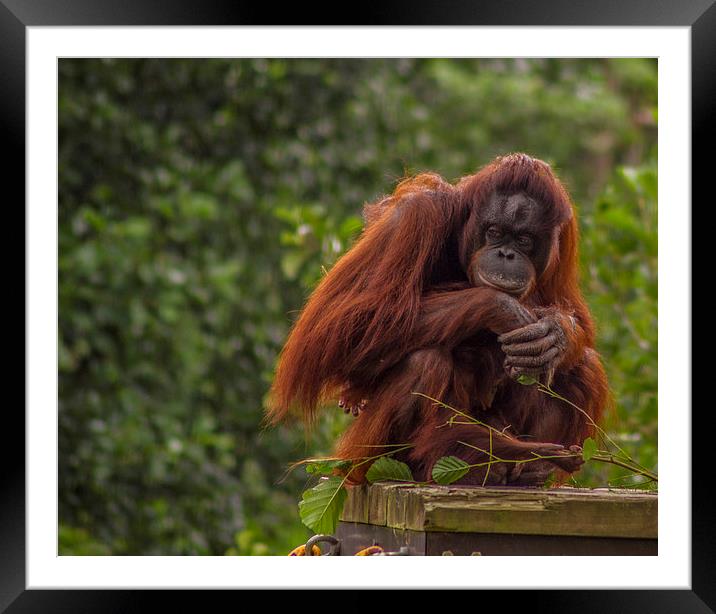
530 442 565 455
502 333 557 357
505 347 560 368
498 320 551 345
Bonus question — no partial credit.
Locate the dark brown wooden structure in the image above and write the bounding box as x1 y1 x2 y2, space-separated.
336 483 657 555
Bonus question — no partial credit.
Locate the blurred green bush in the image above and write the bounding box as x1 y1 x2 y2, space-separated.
58 58 657 555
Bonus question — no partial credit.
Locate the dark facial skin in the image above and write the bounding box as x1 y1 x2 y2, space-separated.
468 192 550 297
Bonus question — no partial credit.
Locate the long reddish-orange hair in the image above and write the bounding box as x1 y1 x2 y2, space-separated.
267 154 596 425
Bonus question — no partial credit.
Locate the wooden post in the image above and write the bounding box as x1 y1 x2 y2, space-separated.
337 483 657 555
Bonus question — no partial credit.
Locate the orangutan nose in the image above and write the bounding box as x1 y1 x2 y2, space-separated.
498 248 515 260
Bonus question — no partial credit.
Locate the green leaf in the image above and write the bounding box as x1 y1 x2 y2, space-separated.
365 457 414 483
516 374 538 386
432 456 470 485
298 477 347 535
582 437 597 461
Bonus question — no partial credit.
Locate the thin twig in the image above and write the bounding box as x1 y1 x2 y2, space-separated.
591 451 658 482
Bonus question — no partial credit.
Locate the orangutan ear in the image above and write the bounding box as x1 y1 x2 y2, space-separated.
540 224 563 281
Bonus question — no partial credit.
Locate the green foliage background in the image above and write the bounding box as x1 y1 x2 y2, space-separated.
58 58 657 556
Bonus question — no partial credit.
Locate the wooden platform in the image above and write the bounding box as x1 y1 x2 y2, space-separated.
337 483 657 555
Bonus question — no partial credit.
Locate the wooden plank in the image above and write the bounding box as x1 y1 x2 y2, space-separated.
335 521 657 555
341 483 368 523
340 483 657 539
424 531 657 556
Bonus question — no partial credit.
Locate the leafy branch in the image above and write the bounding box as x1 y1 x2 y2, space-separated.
515 374 658 483
296 445 417 534
294 381 656 535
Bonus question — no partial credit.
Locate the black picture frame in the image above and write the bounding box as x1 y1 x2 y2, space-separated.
8 0 706 610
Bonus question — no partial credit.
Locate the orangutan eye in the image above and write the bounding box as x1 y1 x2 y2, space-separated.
517 235 534 251
486 227 502 242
